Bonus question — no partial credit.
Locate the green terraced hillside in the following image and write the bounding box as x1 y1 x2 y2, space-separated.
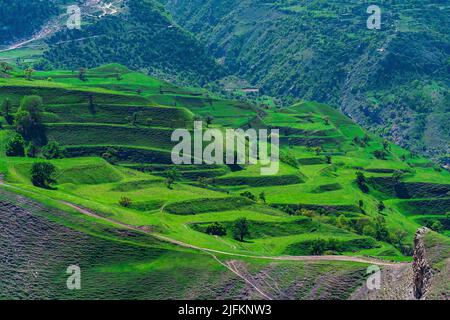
0 63 449 299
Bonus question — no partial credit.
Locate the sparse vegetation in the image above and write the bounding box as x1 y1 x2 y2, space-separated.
119 196 132 208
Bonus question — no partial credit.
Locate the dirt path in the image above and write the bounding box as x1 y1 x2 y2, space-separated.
0 181 406 299
61 200 274 299
60 201 403 267
0 179 404 268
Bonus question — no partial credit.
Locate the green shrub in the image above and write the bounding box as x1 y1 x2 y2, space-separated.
42 141 65 159
31 162 57 189
285 237 377 255
240 191 256 201
101 148 119 164
15 95 46 145
430 220 444 233
119 196 132 208
6 134 25 157
280 151 299 168
165 197 252 215
26 143 38 158
206 222 227 236
355 171 369 193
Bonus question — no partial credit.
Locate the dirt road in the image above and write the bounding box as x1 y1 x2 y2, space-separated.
60 201 404 267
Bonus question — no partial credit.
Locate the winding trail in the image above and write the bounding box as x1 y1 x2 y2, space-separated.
0 180 407 299
0 180 406 268
60 200 407 299
60 201 403 267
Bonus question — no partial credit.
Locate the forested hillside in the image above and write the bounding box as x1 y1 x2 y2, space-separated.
160 0 450 162
0 0 224 86
0 0 59 45
2 0 448 161
39 0 224 85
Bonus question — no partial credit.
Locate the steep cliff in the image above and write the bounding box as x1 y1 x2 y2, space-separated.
413 228 450 299
351 227 449 300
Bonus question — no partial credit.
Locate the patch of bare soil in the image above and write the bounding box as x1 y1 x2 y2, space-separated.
350 264 414 300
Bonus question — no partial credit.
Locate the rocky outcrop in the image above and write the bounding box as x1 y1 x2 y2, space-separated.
412 227 434 299
351 227 449 300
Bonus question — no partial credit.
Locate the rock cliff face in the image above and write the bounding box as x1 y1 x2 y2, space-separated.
412 227 434 299
351 227 449 300
413 227 450 300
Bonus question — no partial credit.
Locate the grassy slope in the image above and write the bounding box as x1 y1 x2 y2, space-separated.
1 65 449 280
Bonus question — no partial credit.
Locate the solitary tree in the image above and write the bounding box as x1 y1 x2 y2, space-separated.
130 112 139 126
115 71 123 81
26 143 38 158
31 162 57 189
232 217 250 242
88 94 95 114
389 229 408 249
259 192 266 204
383 139 390 151
374 216 389 241
78 68 87 81
430 220 443 233
19 95 43 115
165 169 179 189
24 67 35 80
373 149 387 160
377 201 386 213
205 115 214 127
102 147 119 164
197 176 210 187
313 146 322 156
362 134 371 145
358 200 364 209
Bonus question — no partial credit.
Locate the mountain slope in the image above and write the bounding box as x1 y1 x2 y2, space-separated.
160 0 450 161
39 0 224 85
0 0 59 46
1 64 449 299
0 0 223 86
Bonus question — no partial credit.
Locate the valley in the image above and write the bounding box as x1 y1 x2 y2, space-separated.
0 0 448 301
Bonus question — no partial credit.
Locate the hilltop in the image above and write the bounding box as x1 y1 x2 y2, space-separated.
0 63 449 299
